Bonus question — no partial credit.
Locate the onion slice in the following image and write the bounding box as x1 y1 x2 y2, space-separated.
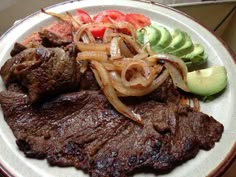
91 61 143 124
192 97 200 112
164 62 189 92
77 51 108 62
90 67 103 88
154 54 188 80
119 39 134 57
146 54 189 92
133 53 149 60
103 28 114 43
110 70 169 97
114 22 137 38
41 9 69 22
76 42 110 52
119 34 144 54
42 9 81 32
110 37 121 59
121 60 153 88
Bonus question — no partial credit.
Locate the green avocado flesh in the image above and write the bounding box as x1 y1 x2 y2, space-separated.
136 26 161 46
136 24 207 66
151 24 172 49
186 66 227 96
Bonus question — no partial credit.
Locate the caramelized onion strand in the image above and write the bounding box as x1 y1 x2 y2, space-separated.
91 61 143 124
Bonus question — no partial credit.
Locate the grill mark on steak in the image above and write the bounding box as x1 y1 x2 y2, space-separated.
0 87 223 177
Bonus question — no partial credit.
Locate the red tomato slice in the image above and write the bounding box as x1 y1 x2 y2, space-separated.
91 10 125 38
93 14 110 23
90 27 106 39
125 13 151 28
74 9 106 38
93 10 125 23
75 9 93 24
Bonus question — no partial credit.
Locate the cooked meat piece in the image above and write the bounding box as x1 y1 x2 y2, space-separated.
148 77 182 104
39 20 73 47
0 48 35 85
0 46 80 102
80 69 100 90
10 42 27 57
22 32 42 48
0 88 223 177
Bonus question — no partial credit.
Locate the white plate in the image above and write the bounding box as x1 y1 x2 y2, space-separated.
0 1 235 177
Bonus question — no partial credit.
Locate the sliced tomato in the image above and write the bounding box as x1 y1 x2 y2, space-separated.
74 9 105 38
93 14 111 23
90 27 106 39
125 13 151 28
91 10 125 38
73 9 150 38
75 9 93 24
93 10 125 23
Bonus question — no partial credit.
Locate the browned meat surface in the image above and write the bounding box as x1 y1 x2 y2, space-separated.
0 87 223 177
80 69 100 90
22 32 42 48
10 42 27 57
0 46 80 102
0 48 36 85
39 20 73 47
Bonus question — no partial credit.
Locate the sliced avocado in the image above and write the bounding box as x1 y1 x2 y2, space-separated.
136 26 161 46
187 66 227 96
181 44 204 59
169 32 194 57
162 29 185 53
151 24 172 51
136 25 208 66
136 29 145 45
181 44 207 65
145 26 161 46
190 53 208 64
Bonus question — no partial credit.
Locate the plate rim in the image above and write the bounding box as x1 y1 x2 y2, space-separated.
0 0 235 177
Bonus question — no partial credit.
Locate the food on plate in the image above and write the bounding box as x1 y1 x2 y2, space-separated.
0 82 223 177
0 46 80 102
187 66 227 96
136 24 208 66
0 8 226 177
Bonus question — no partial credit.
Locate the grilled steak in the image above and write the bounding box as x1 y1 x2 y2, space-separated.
0 86 223 177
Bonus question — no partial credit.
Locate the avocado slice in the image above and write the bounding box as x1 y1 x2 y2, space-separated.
181 44 205 61
136 26 161 46
169 32 194 57
136 25 208 66
162 29 185 53
187 66 227 96
145 26 161 46
136 29 145 45
190 53 208 64
151 24 172 51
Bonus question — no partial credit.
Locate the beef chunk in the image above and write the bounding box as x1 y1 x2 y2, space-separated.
0 48 35 85
0 46 80 102
39 20 73 47
10 42 27 57
22 32 42 48
80 69 99 90
0 89 223 177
